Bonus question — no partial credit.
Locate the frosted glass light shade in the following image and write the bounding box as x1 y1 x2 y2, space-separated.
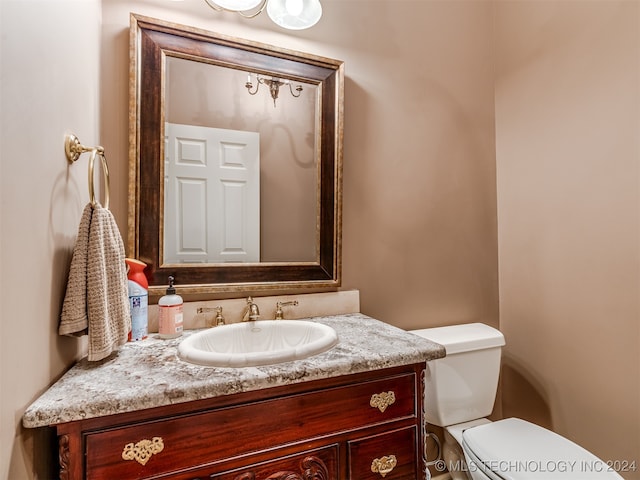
209 0 264 11
266 0 322 30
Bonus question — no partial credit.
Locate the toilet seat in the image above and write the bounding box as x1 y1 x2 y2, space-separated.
461 418 623 479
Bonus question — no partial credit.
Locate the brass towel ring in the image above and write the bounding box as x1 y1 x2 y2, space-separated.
64 133 110 209
88 148 110 209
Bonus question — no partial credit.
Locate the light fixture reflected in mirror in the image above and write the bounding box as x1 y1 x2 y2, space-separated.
203 0 322 29
245 73 303 107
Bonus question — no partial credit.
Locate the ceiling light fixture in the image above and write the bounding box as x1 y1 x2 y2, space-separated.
203 0 322 30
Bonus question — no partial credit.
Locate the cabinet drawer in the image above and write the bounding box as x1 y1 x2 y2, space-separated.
348 427 417 480
210 444 339 480
85 373 416 479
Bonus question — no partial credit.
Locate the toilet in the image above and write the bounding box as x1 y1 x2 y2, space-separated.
411 323 623 479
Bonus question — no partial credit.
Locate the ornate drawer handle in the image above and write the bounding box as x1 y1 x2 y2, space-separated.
370 391 396 412
371 455 397 477
122 437 164 466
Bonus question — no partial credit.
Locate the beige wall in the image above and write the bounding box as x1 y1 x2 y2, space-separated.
339 0 499 331
495 1 640 477
1 0 637 479
1 1 101 478
100 0 499 321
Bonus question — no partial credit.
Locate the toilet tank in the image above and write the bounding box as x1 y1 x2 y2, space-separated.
410 323 505 428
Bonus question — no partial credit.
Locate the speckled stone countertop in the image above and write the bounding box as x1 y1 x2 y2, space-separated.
23 314 445 428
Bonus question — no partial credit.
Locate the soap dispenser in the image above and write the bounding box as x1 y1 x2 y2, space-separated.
158 276 183 339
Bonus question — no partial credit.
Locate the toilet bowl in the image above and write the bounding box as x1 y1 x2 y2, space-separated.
410 324 623 480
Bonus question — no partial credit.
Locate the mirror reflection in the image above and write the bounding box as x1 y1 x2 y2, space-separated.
164 57 318 264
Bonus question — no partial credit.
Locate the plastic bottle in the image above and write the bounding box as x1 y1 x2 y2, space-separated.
158 276 183 339
125 258 148 341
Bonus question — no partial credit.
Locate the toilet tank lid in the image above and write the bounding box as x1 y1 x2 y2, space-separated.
462 418 624 479
409 323 504 354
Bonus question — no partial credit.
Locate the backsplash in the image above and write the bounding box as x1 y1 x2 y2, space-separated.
146 290 361 333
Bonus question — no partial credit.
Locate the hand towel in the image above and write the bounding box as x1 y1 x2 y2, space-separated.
59 204 92 336
59 203 131 361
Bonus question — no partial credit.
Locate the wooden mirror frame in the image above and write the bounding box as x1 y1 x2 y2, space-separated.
128 14 343 296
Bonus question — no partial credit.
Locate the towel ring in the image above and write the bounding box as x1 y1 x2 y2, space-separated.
65 133 110 209
88 148 110 209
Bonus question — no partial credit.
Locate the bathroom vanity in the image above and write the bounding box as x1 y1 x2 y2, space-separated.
24 314 445 480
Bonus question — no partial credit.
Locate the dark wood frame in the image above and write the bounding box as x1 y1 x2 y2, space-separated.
128 14 344 296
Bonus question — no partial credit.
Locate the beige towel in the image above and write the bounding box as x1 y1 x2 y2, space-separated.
59 204 92 336
59 203 131 361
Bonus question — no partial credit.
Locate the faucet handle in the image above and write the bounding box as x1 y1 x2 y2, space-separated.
197 306 225 327
275 300 299 320
214 306 225 326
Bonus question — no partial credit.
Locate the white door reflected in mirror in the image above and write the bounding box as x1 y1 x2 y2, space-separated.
164 123 260 264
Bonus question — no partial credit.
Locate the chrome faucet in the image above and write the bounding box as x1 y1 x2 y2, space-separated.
275 300 298 320
242 297 260 322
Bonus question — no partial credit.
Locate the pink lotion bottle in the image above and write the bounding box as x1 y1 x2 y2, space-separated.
158 276 183 339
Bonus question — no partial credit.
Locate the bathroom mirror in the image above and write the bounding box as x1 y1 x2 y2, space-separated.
128 14 343 295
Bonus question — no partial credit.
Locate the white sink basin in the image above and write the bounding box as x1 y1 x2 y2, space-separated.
177 320 338 367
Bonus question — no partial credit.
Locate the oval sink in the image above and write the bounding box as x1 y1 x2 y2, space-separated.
177 320 338 367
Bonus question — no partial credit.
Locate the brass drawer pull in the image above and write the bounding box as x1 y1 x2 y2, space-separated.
371 455 397 477
370 391 396 412
122 437 164 466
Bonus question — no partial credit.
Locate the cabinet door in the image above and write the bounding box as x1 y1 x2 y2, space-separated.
348 427 417 480
210 445 339 480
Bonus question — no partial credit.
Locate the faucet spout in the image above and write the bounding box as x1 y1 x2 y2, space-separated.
243 297 260 322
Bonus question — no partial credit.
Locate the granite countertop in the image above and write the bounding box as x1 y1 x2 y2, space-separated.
23 313 445 428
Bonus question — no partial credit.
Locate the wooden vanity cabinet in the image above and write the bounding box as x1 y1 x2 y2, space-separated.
55 363 426 480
